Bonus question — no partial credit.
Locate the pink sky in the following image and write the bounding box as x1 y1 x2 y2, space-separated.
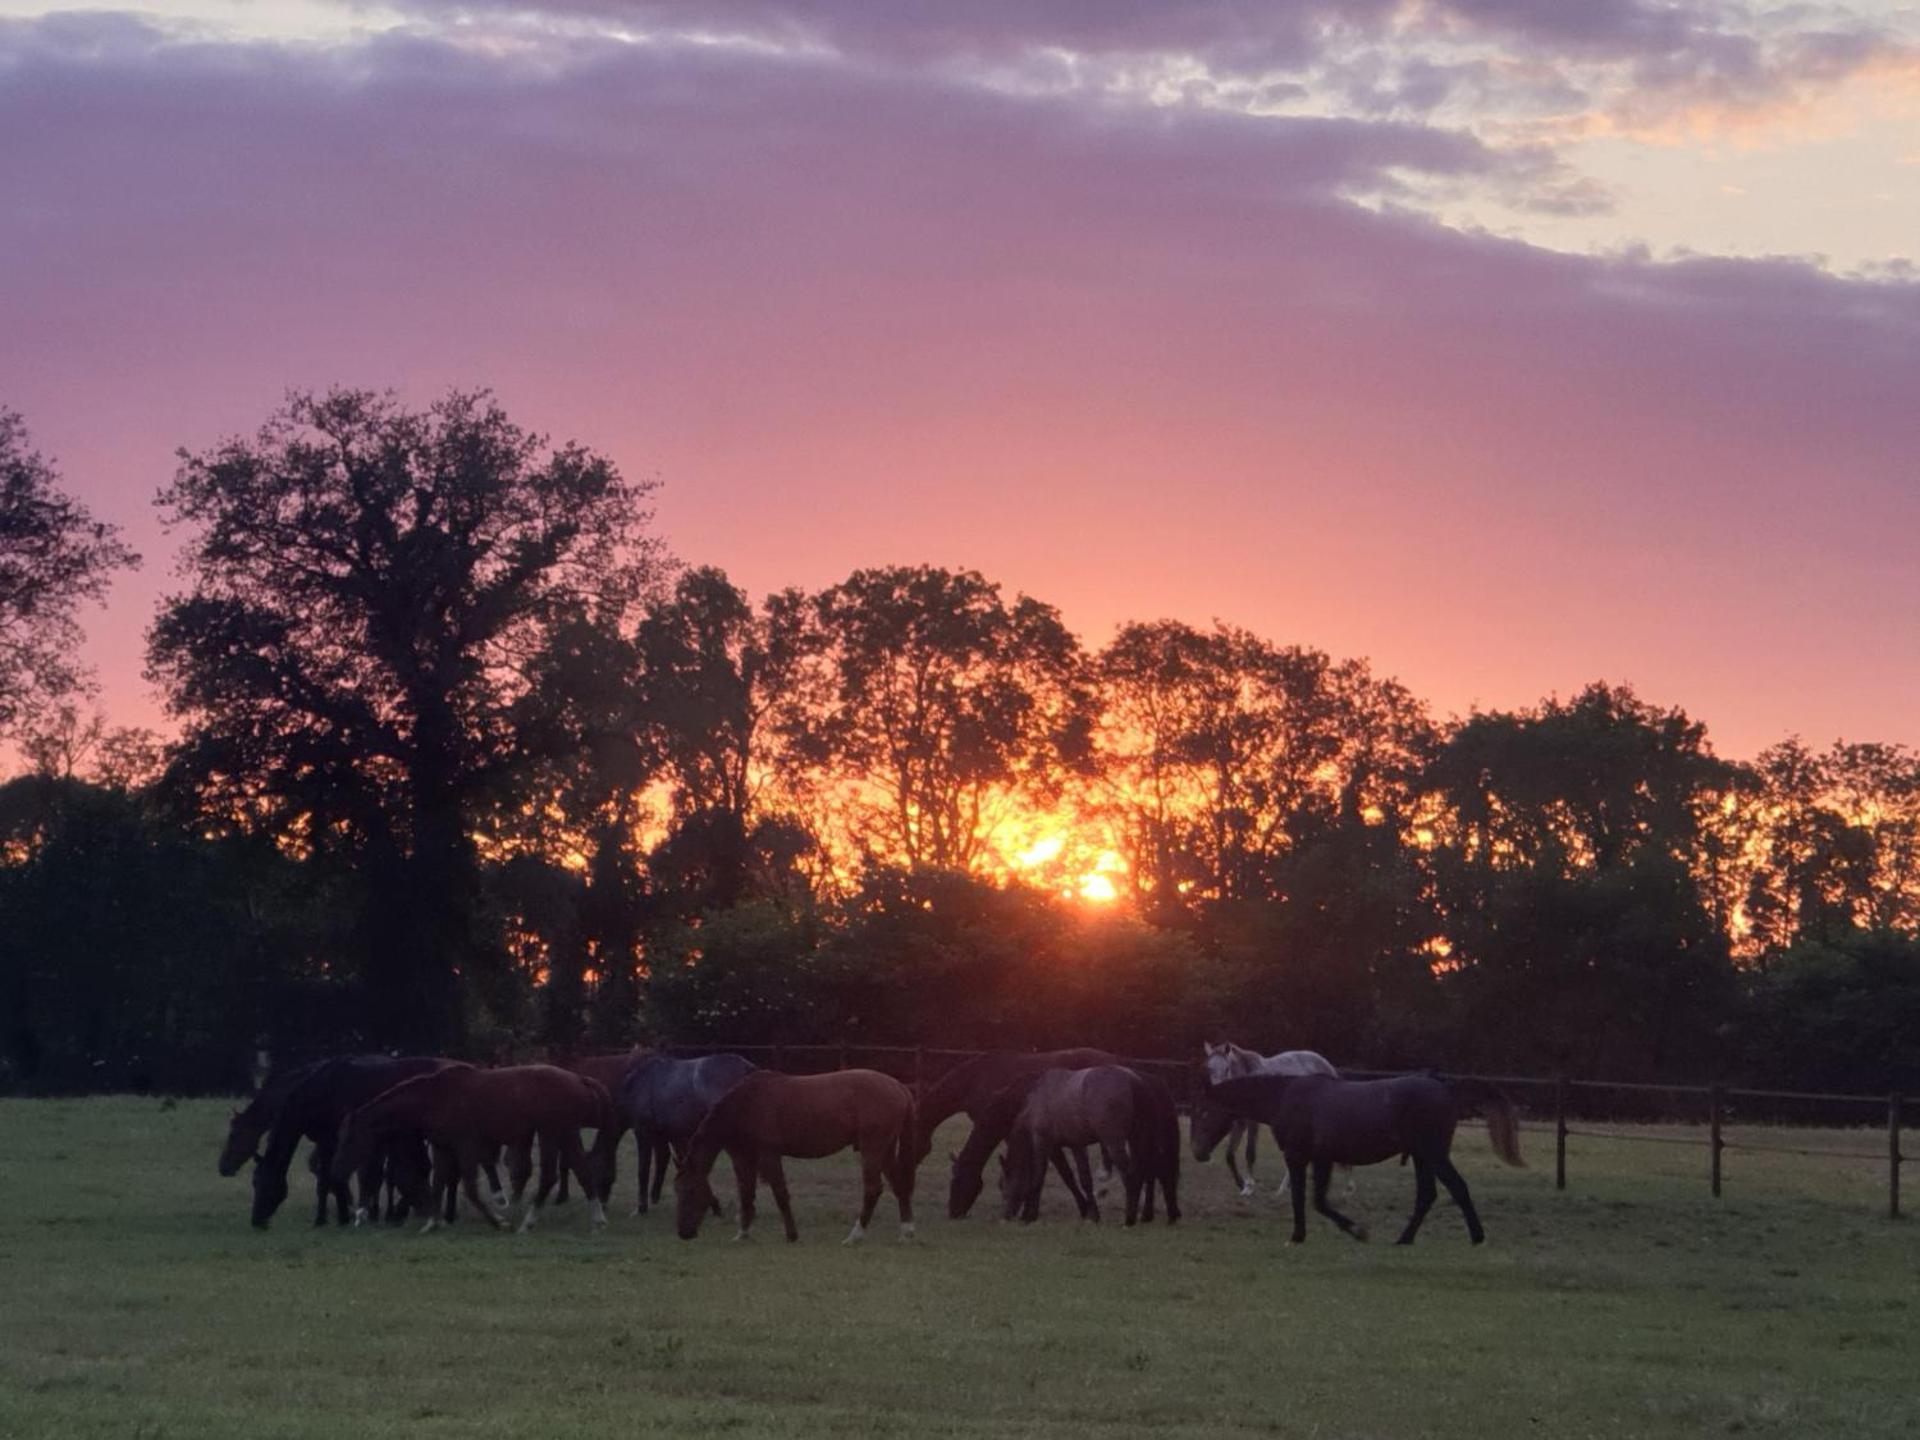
3 1 1918 758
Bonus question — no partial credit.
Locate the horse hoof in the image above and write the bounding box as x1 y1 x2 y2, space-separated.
1239 1182 1256 1199
732 1230 752 1242
1352 1226 1370 1243
1285 1237 1303 1247
843 1223 866 1246
351 1208 368 1228
899 1223 916 1241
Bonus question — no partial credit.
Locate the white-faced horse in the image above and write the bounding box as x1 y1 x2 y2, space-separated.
1200 1042 1338 1197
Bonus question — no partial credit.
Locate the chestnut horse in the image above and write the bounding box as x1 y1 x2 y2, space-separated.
674 1069 916 1244
220 1054 461 1229
333 1064 615 1233
1191 1072 1523 1245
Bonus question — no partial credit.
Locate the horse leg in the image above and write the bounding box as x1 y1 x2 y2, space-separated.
730 1148 759 1241
561 1130 606 1230
1224 1119 1249 1197
847 1144 888 1245
1049 1148 1094 1220
481 1150 507 1212
458 1146 505 1231
1245 1121 1262 1197
653 1138 679 1206
1312 1158 1367 1241
420 1147 456 1233
1108 1138 1139 1227
632 1124 653 1216
887 1125 917 1240
517 1134 560 1233
757 1153 801 1243
1285 1157 1309 1245
1433 1156 1486 1244
1395 1158 1438 1245
1072 1147 1100 1222
504 1140 534 1212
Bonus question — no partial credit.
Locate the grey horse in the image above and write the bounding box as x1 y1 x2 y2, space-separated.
593 1053 757 1215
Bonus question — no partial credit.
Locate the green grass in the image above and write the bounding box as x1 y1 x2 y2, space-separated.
1 1098 1915 1439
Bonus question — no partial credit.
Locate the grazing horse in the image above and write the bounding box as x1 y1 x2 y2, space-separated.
1200 1042 1338 1196
915 1048 1116 1211
333 1064 615 1233
674 1069 916 1244
595 1052 755 1215
224 1055 461 1229
1192 1072 1524 1246
947 1071 1098 1221
999 1066 1177 1227
553 1049 651 1205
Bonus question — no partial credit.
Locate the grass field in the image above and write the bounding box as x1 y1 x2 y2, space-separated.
1 1098 1915 1439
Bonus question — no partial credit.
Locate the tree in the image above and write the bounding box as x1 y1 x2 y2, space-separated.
1094 621 1436 912
147 388 661 1048
0 410 138 735
1422 684 1739 1076
787 566 1093 874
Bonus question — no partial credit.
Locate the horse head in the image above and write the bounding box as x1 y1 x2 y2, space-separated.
1189 1079 1233 1163
673 1161 715 1240
947 1147 985 1220
219 1104 268 1177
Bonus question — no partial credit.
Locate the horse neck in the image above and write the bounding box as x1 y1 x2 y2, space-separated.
919 1060 977 1129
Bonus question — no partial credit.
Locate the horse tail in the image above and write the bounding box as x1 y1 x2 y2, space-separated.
1447 1078 1525 1168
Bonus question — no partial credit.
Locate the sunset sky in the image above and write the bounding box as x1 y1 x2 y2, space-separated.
3 0 1917 758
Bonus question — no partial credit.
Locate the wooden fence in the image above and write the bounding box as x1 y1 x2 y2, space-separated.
659 1041 1909 1219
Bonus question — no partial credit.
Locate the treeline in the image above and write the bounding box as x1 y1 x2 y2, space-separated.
1 390 1917 1096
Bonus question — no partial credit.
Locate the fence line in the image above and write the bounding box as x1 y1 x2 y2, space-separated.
656 1039 1909 1219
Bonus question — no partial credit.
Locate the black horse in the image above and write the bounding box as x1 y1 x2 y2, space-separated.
1192 1072 1523 1246
225 1055 463 1229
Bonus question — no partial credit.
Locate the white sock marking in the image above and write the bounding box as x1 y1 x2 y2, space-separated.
843 1220 866 1245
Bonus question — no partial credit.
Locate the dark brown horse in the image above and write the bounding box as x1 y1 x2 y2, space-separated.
221 1055 462 1228
333 1064 615 1233
1192 1072 1523 1245
553 1049 652 1205
675 1069 916 1244
998 1066 1177 1227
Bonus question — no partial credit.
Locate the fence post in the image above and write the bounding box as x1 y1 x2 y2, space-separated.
1891 1093 1904 1221
1709 1084 1724 1199
1554 1075 1568 1192
837 1042 848 1072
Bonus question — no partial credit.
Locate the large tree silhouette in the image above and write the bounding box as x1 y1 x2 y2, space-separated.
787 566 1093 874
0 410 138 735
147 389 659 1047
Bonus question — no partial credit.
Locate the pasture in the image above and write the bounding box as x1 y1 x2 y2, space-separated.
0 1097 1914 1439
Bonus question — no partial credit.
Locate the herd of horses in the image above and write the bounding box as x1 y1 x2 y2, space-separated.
219 1042 1526 1248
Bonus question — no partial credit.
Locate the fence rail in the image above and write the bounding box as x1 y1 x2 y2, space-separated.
656 1040 1909 1219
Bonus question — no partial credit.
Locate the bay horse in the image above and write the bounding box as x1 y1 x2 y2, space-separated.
553 1049 651 1205
595 1052 755 1215
1200 1042 1338 1196
1192 1072 1524 1245
333 1064 615 1233
222 1055 462 1229
998 1066 1179 1227
674 1069 916 1244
